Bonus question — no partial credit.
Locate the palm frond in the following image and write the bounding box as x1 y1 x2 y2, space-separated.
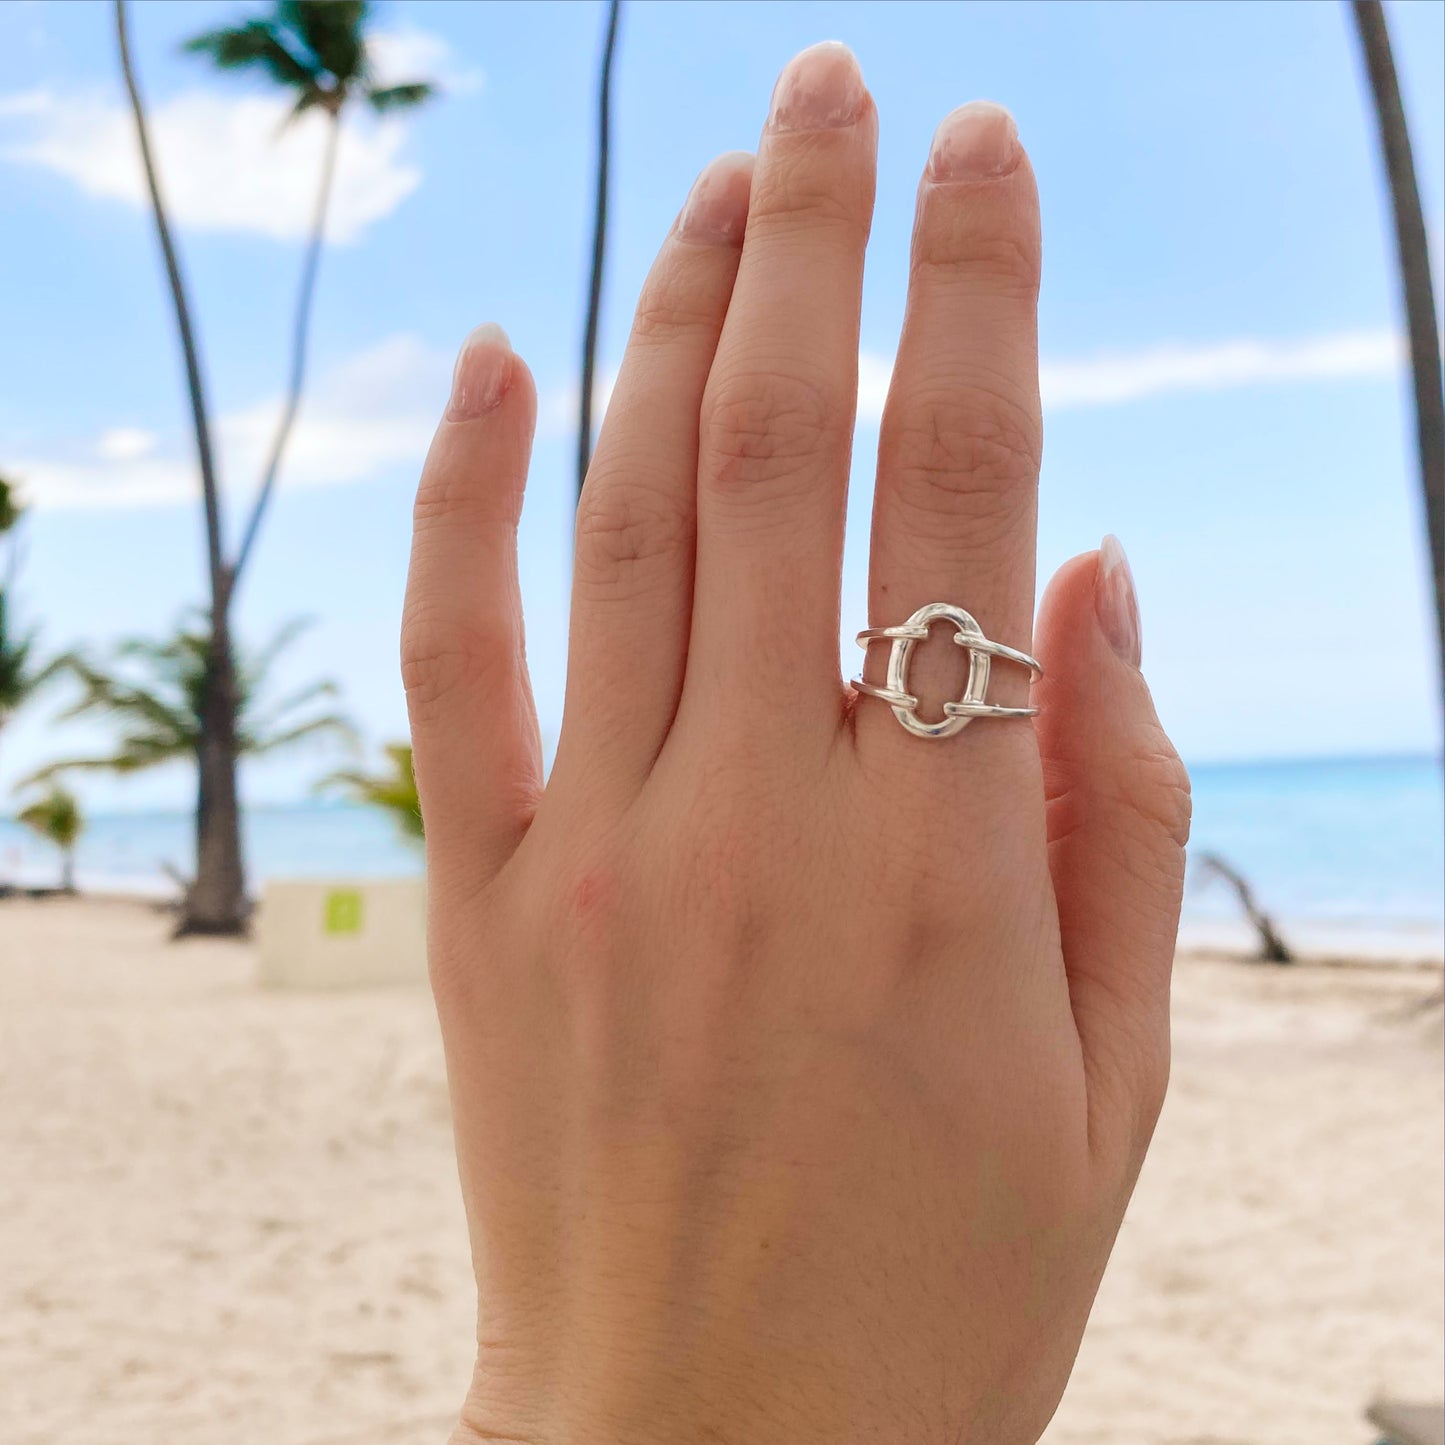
16 787 83 850
243 677 341 738
33 613 352 788
0 476 21 534
0 612 38 714
24 738 180 782
244 710 357 755
316 741 421 841
49 653 192 742
366 81 434 113
279 0 368 82
183 19 320 89
244 614 315 690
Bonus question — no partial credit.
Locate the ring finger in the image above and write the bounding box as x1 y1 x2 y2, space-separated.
863 102 1043 756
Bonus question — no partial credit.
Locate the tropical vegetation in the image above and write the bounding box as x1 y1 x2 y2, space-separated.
0 475 50 737
320 741 422 845
111 0 433 932
33 615 355 922
15 785 84 894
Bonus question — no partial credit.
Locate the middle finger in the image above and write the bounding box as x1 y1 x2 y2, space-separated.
685 42 878 732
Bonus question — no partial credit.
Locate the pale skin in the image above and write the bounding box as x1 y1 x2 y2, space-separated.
403 41 1190 1445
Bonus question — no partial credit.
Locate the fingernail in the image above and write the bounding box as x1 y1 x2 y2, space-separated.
768 41 866 133
448 323 513 420
927 101 1020 183
1096 534 1142 668
677 152 754 244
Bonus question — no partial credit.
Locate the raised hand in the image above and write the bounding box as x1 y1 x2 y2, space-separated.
403 41 1189 1445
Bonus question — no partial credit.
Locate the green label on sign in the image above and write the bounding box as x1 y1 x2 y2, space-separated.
324 889 364 935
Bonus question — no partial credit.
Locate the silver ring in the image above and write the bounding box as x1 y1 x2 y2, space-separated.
852 601 1042 740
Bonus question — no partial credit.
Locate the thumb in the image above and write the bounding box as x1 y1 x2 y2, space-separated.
1033 536 1191 1168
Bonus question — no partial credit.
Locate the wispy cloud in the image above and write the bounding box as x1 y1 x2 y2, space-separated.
12 326 1406 513
551 327 1402 431
12 335 448 511
1038 328 1403 410
856 327 1402 421
0 22 466 243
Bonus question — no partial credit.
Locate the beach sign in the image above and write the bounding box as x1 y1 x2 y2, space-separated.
323 888 364 935
259 879 427 988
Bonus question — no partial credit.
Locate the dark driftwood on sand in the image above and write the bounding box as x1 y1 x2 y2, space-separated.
1198 853 1294 964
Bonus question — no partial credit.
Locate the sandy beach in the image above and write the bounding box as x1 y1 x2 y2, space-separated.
1 896 1440 1445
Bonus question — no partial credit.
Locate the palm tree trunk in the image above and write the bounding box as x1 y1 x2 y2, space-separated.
577 0 622 498
1352 0 1445 709
183 639 248 933
115 0 247 935
231 109 342 586
61 846 76 895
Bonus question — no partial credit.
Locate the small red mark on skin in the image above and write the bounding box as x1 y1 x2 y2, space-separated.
566 866 615 932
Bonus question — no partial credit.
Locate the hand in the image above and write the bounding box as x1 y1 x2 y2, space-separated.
403 40 1189 1445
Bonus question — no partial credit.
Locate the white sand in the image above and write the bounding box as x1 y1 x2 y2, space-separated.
1 898 1440 1444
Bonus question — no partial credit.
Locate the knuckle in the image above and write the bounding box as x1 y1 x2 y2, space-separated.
1120 736 1192 852
1134 1039 1172 1137
573 476 690 599
629 270 723 348
883 391 1040 547
751 148 869 241
701 368 845 496
400 612 513 723
413 466 518 534
916 228 1041 301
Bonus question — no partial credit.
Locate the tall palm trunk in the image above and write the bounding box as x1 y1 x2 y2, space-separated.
1352 0 1445 709
232 110 342 581
116 0 247 934
577 0 622 497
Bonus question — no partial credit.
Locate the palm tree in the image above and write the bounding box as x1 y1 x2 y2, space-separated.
34 616 355 922
1351 0 1444 709
113 1 431 933
15 786 83 894
183 0 434 577
0 474 50 738
37 615 355 781
319 741 422 844
0 473 19 535
0 597 40 735
577 0 622 497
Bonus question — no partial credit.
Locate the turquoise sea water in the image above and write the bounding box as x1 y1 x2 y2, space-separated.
3 754 1441 958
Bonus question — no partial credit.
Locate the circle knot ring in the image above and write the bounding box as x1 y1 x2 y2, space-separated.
852 602 1043 740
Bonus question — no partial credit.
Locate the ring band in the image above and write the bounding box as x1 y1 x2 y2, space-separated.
852 601 1042 740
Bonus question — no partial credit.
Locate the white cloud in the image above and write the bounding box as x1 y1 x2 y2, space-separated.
547 327 1401 434
853 327 1401 422
856 350 894 424
13 334 448 511
0 83 422 243
96 427 158 462
368 24 485 95
15 325 1407 514
0 22 474 241
1037 328 1403 409
543 369 619 437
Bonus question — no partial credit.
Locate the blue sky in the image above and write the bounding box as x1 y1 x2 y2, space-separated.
0 0 1441 811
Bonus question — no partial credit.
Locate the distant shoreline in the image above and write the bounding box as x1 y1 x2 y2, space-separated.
4 883 1440 969
12 750 1442 821
4 754 1440 964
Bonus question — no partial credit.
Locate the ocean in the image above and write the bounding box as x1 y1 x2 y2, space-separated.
3 754 1441 960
